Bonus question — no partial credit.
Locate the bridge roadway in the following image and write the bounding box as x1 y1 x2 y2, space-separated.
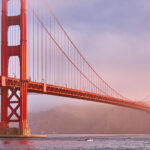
1 76 150 112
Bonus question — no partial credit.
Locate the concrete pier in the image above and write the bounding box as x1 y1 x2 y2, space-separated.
0 128 46 138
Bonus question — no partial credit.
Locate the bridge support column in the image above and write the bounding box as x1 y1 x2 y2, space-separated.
0 0 30 136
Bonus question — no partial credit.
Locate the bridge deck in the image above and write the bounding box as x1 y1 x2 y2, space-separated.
1 76 150 112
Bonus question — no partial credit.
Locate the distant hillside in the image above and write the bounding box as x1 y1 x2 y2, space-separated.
28 102 150 134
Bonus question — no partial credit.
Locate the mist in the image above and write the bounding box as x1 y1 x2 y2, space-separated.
25 0 150 113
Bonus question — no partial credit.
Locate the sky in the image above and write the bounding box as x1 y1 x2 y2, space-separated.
2 0 150 112
45 0 150 100
27 0 150 112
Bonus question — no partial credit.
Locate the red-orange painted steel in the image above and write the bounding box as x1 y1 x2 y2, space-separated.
1 0 28 129
1 76 150 112
1 0 150 133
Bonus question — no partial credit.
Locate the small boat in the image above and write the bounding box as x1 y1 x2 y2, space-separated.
86 139 94 142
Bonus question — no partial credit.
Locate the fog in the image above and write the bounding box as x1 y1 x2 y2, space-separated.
1 0 150 113
27 0 150 112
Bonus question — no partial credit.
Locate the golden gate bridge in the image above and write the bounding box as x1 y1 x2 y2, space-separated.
0 0 149 136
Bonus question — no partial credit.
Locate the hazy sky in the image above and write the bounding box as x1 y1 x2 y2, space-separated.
27 0 150 112
9 0 150 112
46 0 150 99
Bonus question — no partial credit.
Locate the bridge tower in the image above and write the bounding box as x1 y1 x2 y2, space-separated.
0 0 30 136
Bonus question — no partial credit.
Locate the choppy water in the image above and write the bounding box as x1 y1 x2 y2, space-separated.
0 134 150 150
